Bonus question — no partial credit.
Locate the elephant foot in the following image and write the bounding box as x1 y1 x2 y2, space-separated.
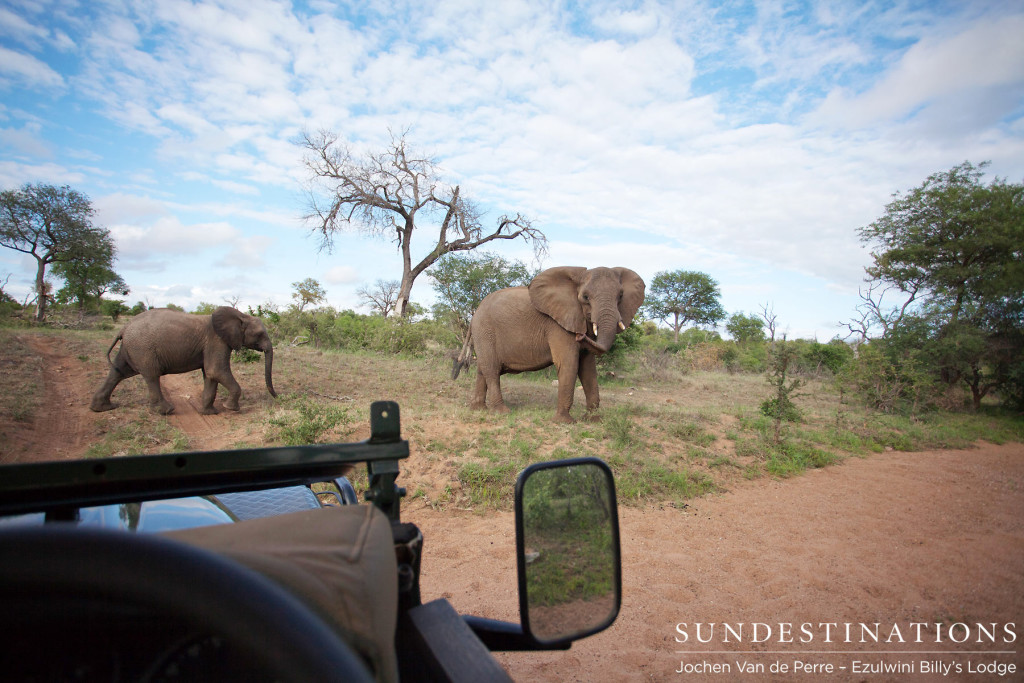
224 402 241 412
489 403 510 414
553 412 576 424
90 399 116 412
583 411 602 423
200 405 220 415
155 403 176 416
469 401 487 411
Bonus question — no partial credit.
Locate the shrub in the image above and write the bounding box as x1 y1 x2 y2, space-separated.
269 397 353 446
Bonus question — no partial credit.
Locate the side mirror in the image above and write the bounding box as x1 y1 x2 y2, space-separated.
515 457 621 645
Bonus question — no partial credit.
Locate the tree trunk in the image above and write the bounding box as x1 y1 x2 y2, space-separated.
34 257 46 321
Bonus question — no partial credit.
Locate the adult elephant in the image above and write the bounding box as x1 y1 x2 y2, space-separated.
453 266 645 423
90 306 278 416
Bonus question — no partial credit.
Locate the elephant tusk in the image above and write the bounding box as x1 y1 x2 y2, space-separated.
618 321 626 331
592 323 598 336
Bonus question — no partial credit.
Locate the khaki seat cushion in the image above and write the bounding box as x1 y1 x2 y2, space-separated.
164 504 398 682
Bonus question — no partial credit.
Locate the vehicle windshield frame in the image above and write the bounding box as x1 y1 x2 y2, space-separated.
0 401 408 519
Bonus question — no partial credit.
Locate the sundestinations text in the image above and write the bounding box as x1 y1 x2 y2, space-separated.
674 622 1017 644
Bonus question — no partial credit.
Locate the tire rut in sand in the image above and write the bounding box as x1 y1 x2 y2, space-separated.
21 335 91 462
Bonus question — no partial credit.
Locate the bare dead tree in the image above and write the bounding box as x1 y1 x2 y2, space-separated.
357 279 401 317
759 302 778 342
223 294 242 309
841 280 921 345
299 129 547 316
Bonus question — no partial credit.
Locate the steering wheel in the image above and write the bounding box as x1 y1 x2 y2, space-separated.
0 525 375 682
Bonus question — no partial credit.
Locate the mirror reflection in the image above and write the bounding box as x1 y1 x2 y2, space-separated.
521 462 618 643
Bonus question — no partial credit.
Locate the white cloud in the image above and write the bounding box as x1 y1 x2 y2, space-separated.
813 15 1024 130
324 266 360 285
109 216 241 273
216 235 274 269
0 8 50 48
0 46 63 89
93 193 175 232
0 121 51 157
591 9 659 37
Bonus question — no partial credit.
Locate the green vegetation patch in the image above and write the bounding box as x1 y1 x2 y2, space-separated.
268 395 354 446
0 331 42 425
85 412 190 458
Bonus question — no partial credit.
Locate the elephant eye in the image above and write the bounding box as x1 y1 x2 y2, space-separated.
581 293 590 302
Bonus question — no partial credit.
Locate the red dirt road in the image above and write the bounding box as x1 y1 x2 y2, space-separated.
411 443 1024 682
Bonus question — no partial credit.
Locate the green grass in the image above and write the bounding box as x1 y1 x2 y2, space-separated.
267 395 354 446
84 411 191 458
606 451 718 504
5 328 1023 512
457 460 523 507
0 330 43 426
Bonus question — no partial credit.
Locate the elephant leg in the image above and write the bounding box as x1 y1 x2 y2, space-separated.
472 350 508 413
90 364 137 412
579 351 601 419
470 370 488 410
483 371 508 413
142 374 175 415
200 374 222 415
554 357 580 423
220 372 242 412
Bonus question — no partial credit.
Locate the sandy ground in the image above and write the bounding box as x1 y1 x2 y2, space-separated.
6 334 1023 682
411 443 1024 681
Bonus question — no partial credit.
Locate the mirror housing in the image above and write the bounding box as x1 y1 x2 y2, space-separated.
515 457 621 646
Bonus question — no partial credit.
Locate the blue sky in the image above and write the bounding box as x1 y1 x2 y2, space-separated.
2 0 1023 340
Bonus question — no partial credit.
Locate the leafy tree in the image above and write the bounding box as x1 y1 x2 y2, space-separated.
725 312 765 343
299 129 547 317
52 234 128 312
291 277 326 312
643 270 725 342
857 161 1024 409
129 301 147 316
357 279 401 317
761 336 804 443
0 183 115 321
428 251 532 336
100 298 129 322
192 302 218 315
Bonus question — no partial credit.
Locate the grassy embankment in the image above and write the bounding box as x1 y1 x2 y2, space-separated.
2 328 1021 508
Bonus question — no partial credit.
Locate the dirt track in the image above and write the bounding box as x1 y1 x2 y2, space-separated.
6 334 1024 681
412 442 1024 681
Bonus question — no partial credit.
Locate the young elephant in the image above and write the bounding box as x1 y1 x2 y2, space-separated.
453 266 645 423
90 306 278 415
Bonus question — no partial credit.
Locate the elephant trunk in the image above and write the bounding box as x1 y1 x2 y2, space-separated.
585 306 622 355
263 345 278 398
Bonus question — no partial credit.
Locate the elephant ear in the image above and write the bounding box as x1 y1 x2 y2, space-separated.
529 266 588 334
211 306 245 351
614 267 646 326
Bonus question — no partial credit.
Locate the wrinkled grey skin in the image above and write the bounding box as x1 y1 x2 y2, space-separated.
454 266 645 423
90 306 277 416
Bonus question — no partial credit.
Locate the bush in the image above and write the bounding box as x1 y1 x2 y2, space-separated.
837 343 938 415
759 396 800 423
233 348 261 363
799 339 853 375
269 397 352 446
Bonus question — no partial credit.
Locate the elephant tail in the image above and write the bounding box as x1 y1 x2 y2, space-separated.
451 331 474 380
105 332 123 365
